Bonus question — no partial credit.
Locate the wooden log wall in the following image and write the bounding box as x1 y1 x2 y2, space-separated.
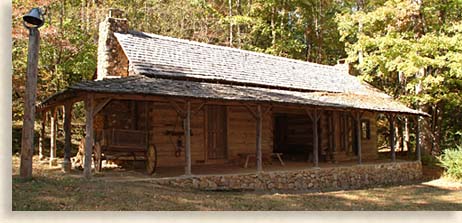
147 102 205 167
334 111 378 162
96 99 378 167
360 112 378 160
227 106 273 161
96 100 206 167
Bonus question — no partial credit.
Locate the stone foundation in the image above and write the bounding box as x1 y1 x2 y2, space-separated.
154 161 422 191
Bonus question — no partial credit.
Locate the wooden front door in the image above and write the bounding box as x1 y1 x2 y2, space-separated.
207 105 227 159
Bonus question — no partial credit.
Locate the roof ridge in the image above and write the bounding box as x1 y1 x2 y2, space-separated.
125 30 344 74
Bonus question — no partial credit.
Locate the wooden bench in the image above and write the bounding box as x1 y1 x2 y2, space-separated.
238 153 285 168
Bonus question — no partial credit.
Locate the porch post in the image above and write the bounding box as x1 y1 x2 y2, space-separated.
49 107 57 166
38 111 47 160
354 112 362 164
184 101 192 176
389 115 396 162
256 105 262 172
416 116 421 161
62 102 72 172
84 95 94 178
313 109 319 168
328 111 336 162
405 117 412 158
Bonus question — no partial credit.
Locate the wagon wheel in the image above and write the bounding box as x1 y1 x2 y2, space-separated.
146 144 157 175
94 142 102 172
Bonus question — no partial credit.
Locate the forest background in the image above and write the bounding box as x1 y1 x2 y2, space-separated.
11 0 462 157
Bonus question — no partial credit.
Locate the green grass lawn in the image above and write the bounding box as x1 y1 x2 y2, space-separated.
12 156 462 211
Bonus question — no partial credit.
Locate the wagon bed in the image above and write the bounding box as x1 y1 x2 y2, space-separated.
94 128 157 174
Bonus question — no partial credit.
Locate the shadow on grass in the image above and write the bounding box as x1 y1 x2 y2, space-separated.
11 154 461 211
12 171 462 211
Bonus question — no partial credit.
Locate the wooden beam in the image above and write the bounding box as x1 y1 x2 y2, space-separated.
305 109 319 167
145 101 150 139
243 104 258 119
389 114 396 162
184 101 192 176
313 109 319 167
328 111 335 162
84 95 94 178
416 116 421 161
256 104 263 172
204 105 209 162
304 108 314 121
192 101 206 115
49 108 57 167
38 111 47 160
37 91 84 112
305 108 320 167
169 100 186 117
131 101 137 130
340 112 346 152
263 104 272 115
62 102 73 173
92 98 111 117
354 112 362 164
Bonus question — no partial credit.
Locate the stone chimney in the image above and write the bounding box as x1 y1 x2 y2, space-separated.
334 58 350 74
97 9 129 80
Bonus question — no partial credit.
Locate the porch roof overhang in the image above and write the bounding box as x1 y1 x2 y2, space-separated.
38 75 428 117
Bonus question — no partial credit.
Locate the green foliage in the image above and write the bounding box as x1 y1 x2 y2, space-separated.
337 0 462 152
437 146 462 181
421 153 440 167
13 0 97 123
12 0 462 157
13 0 351 124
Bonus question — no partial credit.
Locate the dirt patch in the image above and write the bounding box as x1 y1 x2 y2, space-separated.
421 164 444 180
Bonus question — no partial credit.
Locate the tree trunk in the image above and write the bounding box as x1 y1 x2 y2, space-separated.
413 1 432 156
236 0 241 48
317 0 323 63
228 0 233 47
416 116 422 161
271 6 276 46
357 0 364 64
404 116 411 157
433 103 443 154
394 120 401 152
389 115 396 162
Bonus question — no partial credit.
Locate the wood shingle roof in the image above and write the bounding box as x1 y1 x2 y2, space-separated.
114 31 389 98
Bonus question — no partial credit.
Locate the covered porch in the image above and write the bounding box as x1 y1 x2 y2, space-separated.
37 76 426 179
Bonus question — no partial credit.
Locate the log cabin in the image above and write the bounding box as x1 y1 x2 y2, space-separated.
38 9 427 187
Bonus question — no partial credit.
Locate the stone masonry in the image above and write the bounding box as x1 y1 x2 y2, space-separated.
154 161 422 191
97 9 129 80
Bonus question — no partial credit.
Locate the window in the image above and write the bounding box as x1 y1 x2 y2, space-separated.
361 120 371 140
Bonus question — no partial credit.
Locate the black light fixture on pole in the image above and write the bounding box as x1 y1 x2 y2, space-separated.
19 7 45 179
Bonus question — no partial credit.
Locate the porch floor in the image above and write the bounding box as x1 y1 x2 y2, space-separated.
95 158 414 181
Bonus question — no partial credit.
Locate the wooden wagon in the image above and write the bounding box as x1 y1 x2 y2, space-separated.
94 128 157 174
